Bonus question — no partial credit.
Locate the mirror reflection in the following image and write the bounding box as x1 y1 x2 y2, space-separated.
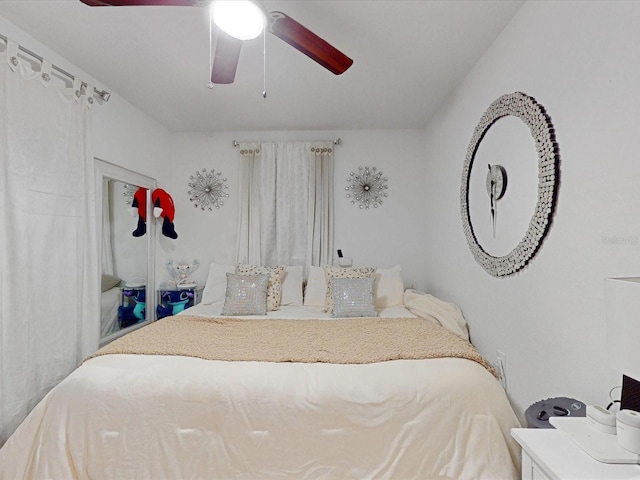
96 158 156 345
100 179 149 338
467 116 538 257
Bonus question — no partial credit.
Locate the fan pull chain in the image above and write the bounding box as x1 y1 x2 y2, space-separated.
262 28 267 98
208 15 214 89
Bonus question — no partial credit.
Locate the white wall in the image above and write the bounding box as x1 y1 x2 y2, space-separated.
92 94 170 179
422 0 640 420
156 130 427 290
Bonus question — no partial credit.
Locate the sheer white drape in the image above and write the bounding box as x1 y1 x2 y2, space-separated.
308 144 335 267
101 178 114 275
236 141 334 269
0 40 99 444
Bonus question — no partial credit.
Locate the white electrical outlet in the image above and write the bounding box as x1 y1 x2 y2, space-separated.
496 350 507 391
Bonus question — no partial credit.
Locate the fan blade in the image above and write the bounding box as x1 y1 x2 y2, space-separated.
211 31 243 85
80 0 201 6
268 11 353 75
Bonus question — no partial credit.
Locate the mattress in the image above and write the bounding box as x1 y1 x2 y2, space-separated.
0 305 522 479
100 286 121 338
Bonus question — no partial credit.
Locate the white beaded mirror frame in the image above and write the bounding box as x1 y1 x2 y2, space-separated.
460 92 560 277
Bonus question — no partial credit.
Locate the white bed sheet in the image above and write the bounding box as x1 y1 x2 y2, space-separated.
0 305 522 479
184 301 419 320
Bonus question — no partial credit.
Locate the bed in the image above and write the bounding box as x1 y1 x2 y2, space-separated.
0 264 522 479
100 273 122 338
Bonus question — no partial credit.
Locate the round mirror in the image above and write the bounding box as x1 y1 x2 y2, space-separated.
460 92 560 277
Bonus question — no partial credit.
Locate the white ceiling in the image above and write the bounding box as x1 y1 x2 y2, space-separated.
0 0 524 133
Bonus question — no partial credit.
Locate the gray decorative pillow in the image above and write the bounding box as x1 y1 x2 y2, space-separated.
324 266 376 313
222 273 269 316
236 264 286 311
330 277 378 318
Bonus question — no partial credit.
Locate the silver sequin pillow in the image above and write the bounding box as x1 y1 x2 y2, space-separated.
324 266 376 313
236 264 286 311
330 277 378 318
222 273 269 316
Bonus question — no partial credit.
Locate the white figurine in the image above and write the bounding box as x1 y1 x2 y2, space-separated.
166 260 199 288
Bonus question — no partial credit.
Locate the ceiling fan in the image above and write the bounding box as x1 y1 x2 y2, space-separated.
79 0 354 85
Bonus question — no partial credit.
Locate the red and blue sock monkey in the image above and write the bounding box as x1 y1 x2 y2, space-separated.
152 188 178 239
131 187 147 237
129 187 178 239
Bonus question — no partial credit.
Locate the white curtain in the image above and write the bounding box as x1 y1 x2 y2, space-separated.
0 39 99 444
101 178 114 275
236 141 334 269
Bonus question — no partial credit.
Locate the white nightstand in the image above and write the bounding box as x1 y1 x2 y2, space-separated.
512 428 640 480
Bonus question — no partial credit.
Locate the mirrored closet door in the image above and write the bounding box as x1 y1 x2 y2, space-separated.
96 158 156 346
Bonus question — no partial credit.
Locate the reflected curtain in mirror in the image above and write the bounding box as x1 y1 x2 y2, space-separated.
100 179 148 338
102 177 115 275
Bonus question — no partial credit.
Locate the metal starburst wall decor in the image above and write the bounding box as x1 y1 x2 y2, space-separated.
122 183 138 205
345 166 389 209
188 168 229 211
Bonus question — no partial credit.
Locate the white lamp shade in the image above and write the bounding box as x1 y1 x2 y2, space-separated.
212 0 266 41
605 277 640 382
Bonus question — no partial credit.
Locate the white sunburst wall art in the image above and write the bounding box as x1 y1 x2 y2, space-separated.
122 183 138 205
188 168 230 211
345 166 389 209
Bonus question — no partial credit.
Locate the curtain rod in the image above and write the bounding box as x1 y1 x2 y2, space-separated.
0 33 110 102
233 138 342 148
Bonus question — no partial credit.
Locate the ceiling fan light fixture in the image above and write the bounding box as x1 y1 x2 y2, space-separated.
211 0 266 41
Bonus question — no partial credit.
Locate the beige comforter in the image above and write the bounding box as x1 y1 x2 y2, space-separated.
87 315 496 373
1 314 521 479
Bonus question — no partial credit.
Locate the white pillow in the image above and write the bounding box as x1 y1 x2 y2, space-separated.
303 265 327 306
374 265 405 308
201 262 235 305
281 265 304 306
